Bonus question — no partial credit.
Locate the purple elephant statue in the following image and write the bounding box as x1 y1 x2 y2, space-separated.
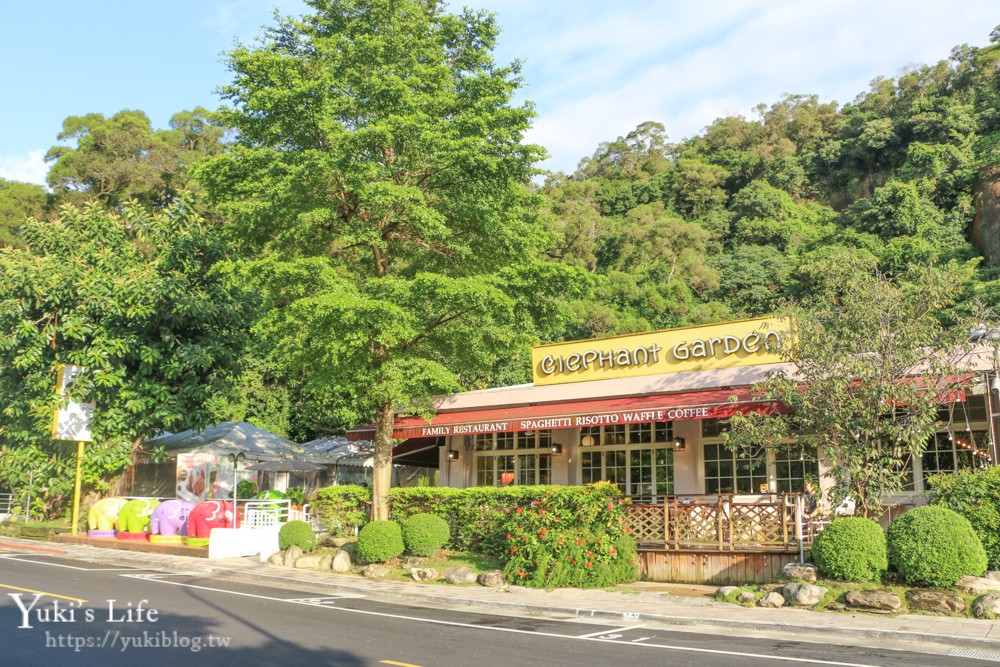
150 499 196 536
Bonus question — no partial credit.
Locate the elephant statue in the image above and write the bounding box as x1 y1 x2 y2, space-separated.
87 497 129 532
187 500 235 538
150 499 196 536
117 498 161 535
257 490 286 500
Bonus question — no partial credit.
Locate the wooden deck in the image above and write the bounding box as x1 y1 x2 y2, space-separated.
625 494 813 584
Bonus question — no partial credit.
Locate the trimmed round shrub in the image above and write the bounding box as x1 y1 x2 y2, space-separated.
888 505 988 587
810 517 887 582
356 520 405 563
279 520 316 552
401 513 450 556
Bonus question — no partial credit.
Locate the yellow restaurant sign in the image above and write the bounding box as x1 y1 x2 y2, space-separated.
531 316 793 386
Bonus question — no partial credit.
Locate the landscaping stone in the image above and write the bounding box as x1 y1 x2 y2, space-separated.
331 550 352 573
267 551 284 566
400 557 425 570
283 545 302 568
363 564 391 579
782 562 818 583
339 542 357 557
411 568 439 582
955 575 1000 596
319 553 334 570
759 592 785 608
844 590 901 611
781 583 827 606
737 591 757 604
331 536 357 548
760 583 784 593
477 570 506 588
905 589 966 614
443 566 479 585
295 554 323 569
827 602 847 612
973 593 1000 619
716 586 739 597
986 571 1000 582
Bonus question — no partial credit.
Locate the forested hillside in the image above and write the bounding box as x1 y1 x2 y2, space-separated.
1 20 998 455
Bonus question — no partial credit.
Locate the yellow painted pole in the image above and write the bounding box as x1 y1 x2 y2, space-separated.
71 441 84 536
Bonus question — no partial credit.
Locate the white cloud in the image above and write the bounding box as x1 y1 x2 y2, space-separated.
0 150 49 187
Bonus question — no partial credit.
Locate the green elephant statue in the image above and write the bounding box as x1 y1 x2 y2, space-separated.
87 497 129 532
117 498 161 534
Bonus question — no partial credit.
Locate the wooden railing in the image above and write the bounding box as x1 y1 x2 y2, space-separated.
624 494 812 551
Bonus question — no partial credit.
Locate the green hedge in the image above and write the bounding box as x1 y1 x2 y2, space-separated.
810 517 887 582
356 520 405 563
928 467 1000 569
401 513 450 557
887 505 988 587
309 486 371 536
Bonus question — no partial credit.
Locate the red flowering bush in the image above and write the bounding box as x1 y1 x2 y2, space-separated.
501 482 638 589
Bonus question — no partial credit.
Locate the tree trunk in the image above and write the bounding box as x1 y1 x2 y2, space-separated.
371 399 395 521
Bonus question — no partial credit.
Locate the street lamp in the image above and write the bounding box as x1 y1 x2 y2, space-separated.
228 452 246 525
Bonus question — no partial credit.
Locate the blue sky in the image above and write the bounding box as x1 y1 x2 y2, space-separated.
1 1 995 185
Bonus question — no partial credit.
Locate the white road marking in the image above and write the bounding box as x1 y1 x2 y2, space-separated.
576 624 645 638
125 575 883 667
0 554 150 571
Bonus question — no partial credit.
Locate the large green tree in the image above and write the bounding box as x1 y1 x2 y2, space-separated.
197 0 567 519
0 200 246 516
726 257 987 517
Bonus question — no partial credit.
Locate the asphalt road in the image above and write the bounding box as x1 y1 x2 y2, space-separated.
0 551 990 667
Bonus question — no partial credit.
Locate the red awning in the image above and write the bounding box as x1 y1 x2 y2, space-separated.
348 388 783 440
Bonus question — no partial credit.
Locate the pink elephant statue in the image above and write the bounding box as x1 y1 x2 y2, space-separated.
150 499 196 536
88 497 129 533
187 500 236 538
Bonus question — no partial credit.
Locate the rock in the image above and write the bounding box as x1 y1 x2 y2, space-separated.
400 557 424 570
295 554 323 569
844 590 901 611
411 568 439 582
737 591 757 604
827 602 847 612
973 593 1000 619
781 583 828 606
443 566 478 585
759 592 785 608
760 583 784 593
905 589 966 614
363 564 390 579
715 586 739 597
319 553 334 570
283 545 303 568
331 550 352 573
985 571 1000 582
339 542 357 557
955 576 1000 596
783 562 818 583
267 551 284 566
331 536 357 548
478 570 506 588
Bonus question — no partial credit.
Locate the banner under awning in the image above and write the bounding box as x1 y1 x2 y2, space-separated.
348 388 785 440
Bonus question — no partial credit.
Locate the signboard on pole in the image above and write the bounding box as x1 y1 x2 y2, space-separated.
51 364 94 442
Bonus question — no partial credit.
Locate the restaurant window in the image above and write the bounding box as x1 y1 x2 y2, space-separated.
921 430 988 484
703 442 767 494
577 422 674 499
702 419 814 494
475 430 552 486
772 446 820 493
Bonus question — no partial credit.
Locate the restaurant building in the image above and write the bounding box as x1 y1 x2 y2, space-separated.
352 317 998 503
349 317 999 582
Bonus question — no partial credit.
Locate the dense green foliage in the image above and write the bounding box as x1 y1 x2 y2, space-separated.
928 467 1000 569
501 482 638 589
356 520 405 563
234 480 258 500
279 520 317 552
810 517 888 582
309 485 373 536
0 201 247 516
887 505 988 587
284 487 306 506
0 178 51 248
400 513 451 557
